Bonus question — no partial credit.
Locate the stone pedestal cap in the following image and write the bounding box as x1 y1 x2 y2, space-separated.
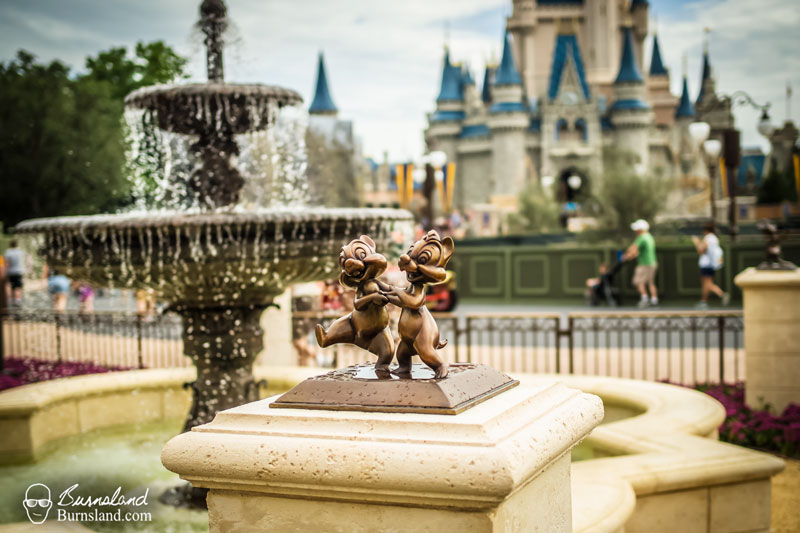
162 382 603 509
734 266 800 289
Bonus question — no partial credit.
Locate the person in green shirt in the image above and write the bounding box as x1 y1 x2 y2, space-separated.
623 219 658 308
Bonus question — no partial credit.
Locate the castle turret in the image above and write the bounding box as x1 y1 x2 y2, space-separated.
481 65 495 105
630 0 649 74
309 52 337 117
461 65 481 117
487 31 528 199
695 43 734 130
675 76 695 121
426 48 466 165
647 33 677 126
610 26 652 167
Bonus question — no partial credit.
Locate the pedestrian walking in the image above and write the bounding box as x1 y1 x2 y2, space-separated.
3 240 29 307
47 268 70 312
692 223 729 309
623 219 659 308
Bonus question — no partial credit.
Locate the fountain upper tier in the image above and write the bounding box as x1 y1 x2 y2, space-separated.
16 208 412 308
125 83 302 136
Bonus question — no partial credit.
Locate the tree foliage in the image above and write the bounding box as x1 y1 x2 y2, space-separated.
508 184 561 234
597 147 670 235
0 43 188 229
756 159 797 205
84 41 188 100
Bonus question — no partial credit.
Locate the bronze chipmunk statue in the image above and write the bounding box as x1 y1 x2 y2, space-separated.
382 230 454 378
315 236 395 371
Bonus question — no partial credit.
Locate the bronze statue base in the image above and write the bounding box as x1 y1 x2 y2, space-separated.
270 363 519 415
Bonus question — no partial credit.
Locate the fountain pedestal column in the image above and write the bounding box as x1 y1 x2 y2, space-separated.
162 381 603 532
735 267 800 412
179 305 268 431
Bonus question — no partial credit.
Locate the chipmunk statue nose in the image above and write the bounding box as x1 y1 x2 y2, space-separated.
344 258 363 276
399 254 415 271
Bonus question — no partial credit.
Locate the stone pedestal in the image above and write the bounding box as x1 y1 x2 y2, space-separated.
161 381 603 532
735 267 800 412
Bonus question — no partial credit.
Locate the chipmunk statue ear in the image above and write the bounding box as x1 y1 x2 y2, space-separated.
359 235 375 248
441 236 454 266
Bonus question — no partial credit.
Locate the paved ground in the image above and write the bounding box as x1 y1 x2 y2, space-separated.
772 457 800 533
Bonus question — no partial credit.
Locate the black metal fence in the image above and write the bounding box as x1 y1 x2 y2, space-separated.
1 308 744 385
1 309 187 369
298 310 744 385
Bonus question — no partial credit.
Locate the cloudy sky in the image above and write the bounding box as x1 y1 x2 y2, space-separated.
1 0 798 161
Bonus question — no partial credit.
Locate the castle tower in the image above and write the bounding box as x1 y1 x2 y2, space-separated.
647 32 677 126
426 48 466 164
629 0 650 74
488 31 529 199
675 75 696 123
461 65 481 118
695 43 735 131
309 52 338 117
610 26 652 168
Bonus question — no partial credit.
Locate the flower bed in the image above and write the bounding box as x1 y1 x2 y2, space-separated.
695 383 800 458
0 357 135 392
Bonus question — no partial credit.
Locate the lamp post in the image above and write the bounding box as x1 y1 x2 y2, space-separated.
703 138 722 223
423 151 448 230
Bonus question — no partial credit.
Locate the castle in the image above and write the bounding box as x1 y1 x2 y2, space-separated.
423 0 738 228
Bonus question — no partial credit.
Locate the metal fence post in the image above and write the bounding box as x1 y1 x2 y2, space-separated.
55 313 63 362
554 316 561 374
136 314 144 369
567 316 574 374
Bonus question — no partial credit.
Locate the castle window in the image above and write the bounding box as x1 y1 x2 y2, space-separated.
575 118 588 142
555 118 568 141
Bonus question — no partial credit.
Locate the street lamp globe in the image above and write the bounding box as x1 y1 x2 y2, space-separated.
428 151 448 169
757 110 774 138
703 139 722 159
411 167 426 184
567 174 582 190
689 121 711 146
434 169 445 182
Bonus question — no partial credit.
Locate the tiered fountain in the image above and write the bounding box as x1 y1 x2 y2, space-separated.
15 0 409 435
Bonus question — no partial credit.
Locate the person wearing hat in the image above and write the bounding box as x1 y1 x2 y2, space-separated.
623 219 658 308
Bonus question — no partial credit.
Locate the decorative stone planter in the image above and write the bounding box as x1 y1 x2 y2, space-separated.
735 267 800 412
161 381 603 532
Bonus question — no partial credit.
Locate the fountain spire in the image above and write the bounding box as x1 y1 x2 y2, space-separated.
200 0 227 83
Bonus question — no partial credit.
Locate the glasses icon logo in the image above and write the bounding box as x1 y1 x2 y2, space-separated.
23 484 52 524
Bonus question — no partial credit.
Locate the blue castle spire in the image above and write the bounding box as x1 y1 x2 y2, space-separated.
675 76 695 118
615 27 644 84
649 34 667 76
436 48 464 102
696 49 711 104
494 31 522 86
481 65 494 103
309 52 337 114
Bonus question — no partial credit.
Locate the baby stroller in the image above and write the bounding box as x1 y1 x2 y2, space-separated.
589 259 624 307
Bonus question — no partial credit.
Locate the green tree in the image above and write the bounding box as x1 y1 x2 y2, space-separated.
508 184 561 234
0 51 126 228
597 147 670 236
757 159 797 204
0 42 188 228
83 41 188 100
